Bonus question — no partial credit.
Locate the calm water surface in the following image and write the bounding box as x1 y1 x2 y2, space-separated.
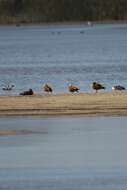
0 117 127 189
0 24 127 94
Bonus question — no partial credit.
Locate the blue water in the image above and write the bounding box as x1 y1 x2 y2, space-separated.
0 24 127 94
1 23 127 189
0 117 127 189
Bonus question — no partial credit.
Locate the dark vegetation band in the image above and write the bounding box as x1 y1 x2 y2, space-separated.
0 0 127 24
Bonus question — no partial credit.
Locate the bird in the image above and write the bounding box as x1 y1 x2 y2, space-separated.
112 85 126 91
2 84 14 91
68 85 79 93
19 89 34 96
80 30 85 34
92 82 105 93
87 21 93 26
16 23 21 27
43 84 53 93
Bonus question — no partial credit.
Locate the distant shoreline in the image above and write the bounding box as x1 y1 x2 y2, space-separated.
0 93 127 116
0 20 127 26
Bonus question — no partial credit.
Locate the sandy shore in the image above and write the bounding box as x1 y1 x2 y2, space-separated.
0 92 127 116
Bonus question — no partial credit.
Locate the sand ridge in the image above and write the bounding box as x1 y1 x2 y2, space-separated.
0 92 127 116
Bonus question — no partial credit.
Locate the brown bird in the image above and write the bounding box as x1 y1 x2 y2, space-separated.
43 84 53 93
68 85 79 93
19 89 34 96
92 82 105 93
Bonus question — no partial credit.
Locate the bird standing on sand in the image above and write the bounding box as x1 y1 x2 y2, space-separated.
68 85 79 93
19 89 34 96
43 84 53 93
112 85 126 91
92 82 105 93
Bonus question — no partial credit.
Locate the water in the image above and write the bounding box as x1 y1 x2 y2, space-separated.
1 24 127 189
0 116 127 189
0 24 127 94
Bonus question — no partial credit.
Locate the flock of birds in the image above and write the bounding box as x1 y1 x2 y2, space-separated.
2 82 126 95
41 82 125 94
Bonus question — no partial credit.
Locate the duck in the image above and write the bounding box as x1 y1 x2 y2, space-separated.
19 89 34 96
43 84 53 93
92 82 105 93
68 85 79 93
2 84 14 91
112 85 126 91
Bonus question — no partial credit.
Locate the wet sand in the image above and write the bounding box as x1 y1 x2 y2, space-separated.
0 92 127 116
0 129 41 136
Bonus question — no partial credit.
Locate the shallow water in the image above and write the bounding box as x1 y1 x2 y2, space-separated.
0 117 127 189
0 24 127 94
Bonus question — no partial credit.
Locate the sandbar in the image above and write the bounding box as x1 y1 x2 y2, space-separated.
0 92 127 116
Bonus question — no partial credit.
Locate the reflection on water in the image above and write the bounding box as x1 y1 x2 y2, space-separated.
0 116 127 189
